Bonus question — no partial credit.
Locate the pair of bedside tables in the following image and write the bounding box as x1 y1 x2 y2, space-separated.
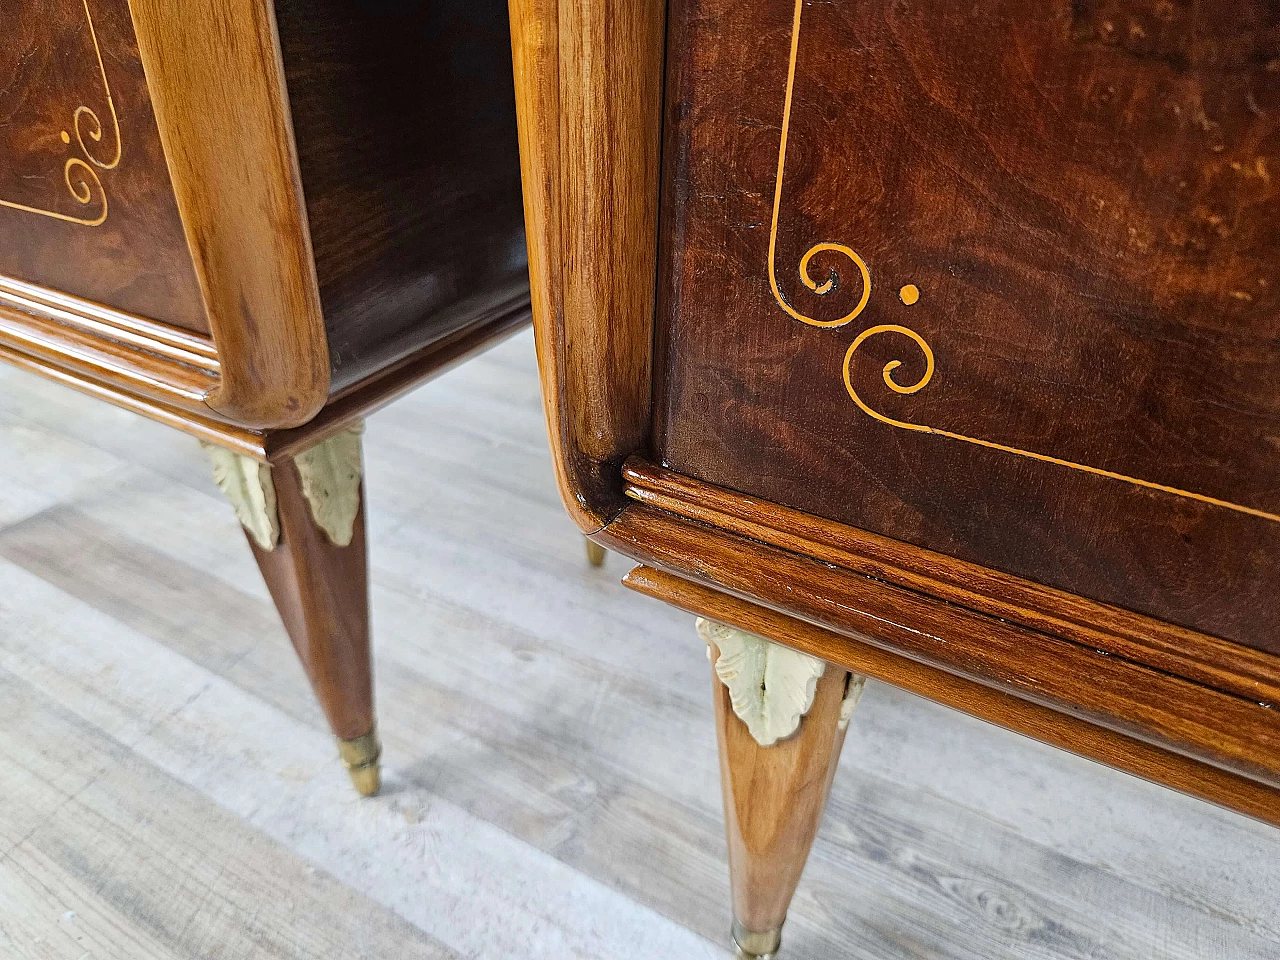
5 2 1278 958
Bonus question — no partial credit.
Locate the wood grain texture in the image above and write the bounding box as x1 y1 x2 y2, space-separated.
273 0 530 391
623 457 1280 705
598 503 1280 795
711 649 850 938
628 564 1280 828
2 333 1280 958
129 0 330 428
655 0 1280 653
249 456 373 742
508 0 665 529
1 0 532 442
0 0 207 333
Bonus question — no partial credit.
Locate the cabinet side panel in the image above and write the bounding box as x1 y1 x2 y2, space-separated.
273 0 529 390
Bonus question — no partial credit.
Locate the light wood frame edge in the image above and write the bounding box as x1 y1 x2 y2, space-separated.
600 502 1280 791
130 0 330 429
508 0 666 531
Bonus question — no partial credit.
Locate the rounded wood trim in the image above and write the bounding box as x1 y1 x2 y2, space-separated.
130 0 330 429
601 503 1280 790
622 457 1280 706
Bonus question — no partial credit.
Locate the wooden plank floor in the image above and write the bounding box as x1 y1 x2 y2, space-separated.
0 329 1277 959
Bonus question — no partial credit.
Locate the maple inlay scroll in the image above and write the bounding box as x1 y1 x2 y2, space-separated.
0 0 122 227
769 0 1280 527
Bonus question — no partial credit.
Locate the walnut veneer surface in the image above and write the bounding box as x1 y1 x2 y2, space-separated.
655 0 1280 654
0 0 207 332
0 0 529 437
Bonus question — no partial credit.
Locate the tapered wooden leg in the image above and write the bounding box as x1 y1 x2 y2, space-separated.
205 426 380 796
699 618 865 958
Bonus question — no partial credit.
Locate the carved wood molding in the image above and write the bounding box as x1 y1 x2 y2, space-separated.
698 617 827 747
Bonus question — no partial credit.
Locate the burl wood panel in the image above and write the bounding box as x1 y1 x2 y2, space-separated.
656 0 1280 653
0 0 208 332
273 0 529 391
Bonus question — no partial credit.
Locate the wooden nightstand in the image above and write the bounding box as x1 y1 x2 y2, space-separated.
1 0 530 795
509 0 1280 954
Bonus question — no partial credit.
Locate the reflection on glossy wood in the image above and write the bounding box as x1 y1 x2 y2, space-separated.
508 0 665 529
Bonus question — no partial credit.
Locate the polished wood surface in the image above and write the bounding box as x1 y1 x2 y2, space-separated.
511 1 1280 948
130 0 329 428
601 500 1280 795
0 0 206 332
0 0 532 445
248 457 373 744
622 458 1280 705
276 0 530 391
713 651 850 938
509 0 665 529
655 0 1280 653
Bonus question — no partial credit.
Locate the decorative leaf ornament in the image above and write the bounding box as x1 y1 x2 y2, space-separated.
203 442 279 550
294 425 364 547
697 618 827 747
839 674 867 730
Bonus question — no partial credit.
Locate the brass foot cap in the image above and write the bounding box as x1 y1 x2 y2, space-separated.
585 538 607 567
337 731 382 797
732 921 782 959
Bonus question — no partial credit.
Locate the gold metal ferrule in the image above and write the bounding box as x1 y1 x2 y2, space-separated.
732 920 782 959
337 730 382 797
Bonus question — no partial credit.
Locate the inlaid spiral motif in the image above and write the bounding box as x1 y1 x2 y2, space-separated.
73 100 122 171
62 158 108 226
765 0 870 328
765 0 1280 525
841 325 936 431
0 0 120 226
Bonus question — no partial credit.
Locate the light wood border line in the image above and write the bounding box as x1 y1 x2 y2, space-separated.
766 0 1280 525
0 0 122 226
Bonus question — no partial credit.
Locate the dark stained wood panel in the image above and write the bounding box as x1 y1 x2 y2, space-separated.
273 0 530 391
656 0 1280 654
0 0 208 333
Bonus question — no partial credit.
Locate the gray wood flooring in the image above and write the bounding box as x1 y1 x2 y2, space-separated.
0 330 1276 959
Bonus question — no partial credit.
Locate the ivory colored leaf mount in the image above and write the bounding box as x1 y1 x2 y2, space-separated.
698 617 827 747
205 424 364 550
